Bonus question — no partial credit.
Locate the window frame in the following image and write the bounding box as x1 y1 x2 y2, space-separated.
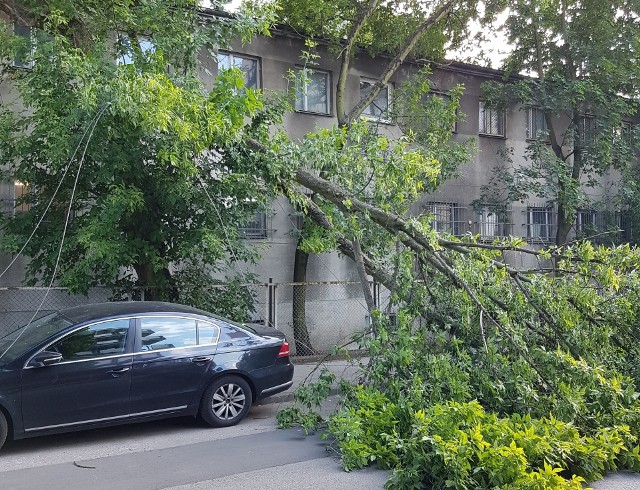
477 205 512 240
479 102 505 137
577 114 596 148
428 91 458 133
426 201 461 235
32 318 135 366
217 51 261 89
526 106 549 141
359 78 392 122
241 210 270 240
526 206 554 243
294 67 331 115
135 315 221 354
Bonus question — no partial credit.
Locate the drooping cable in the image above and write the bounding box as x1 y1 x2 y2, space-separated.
0 102 110 359
0 104 111 282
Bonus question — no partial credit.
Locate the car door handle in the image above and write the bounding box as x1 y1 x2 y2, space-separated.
108 367 131 377
191 356 212 364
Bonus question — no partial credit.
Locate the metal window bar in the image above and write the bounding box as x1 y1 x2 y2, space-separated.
476 205 513 240
426 202 467 236
240 212 272 240
525 206 554 244
479 103 505 136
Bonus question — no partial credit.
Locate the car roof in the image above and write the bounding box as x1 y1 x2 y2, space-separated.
57 301 216 324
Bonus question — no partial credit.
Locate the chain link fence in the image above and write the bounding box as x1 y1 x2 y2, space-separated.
0 281 391 355
0 287 112 337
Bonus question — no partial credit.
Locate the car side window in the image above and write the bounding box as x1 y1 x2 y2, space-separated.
49 319 130 361
139 317 197 351
217 322 251 342
197 321 220 346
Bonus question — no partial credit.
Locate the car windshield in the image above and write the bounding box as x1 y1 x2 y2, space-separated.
0 313 72 366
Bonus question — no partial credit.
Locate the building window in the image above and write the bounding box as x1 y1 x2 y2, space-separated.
241 211 269 239
428 92 458 132
526 107 548 141
576 209 597 237
117 37 155 65
360 79 391 121
478 205 511 239
578 114 596 148
427 202 460 235
13 23 36 69
217 52 260 89
616 210 632 243
479 102 505 137
294 68 330 115
527 206 553 242
14 180 31 213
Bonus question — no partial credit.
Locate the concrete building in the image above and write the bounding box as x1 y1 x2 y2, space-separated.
0 8 633 350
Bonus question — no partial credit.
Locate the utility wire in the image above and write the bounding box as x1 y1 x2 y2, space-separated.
0 102 110 359
0 104 111 282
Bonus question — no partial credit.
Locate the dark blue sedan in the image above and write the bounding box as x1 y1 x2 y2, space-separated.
0 301 294 449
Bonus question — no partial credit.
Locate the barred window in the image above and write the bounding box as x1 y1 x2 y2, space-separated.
578 115 596 148
241 211 268 239
527 207 553 242
526 107 548 141
427 202 460 235
479 102 505 137
478 206 511 239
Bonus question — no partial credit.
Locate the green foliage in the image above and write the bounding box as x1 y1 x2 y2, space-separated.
280 240 640 487
480 0 640 245
277 0 481 61
0 1 282 299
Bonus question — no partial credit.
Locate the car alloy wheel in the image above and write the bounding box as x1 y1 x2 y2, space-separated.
200 375 252 427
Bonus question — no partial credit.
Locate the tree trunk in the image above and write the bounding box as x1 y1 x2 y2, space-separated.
134 263 177 302
292 238 314 355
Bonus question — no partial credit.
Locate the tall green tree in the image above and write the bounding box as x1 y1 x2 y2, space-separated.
480 0 640 246
0 1 279 306
277 0 481 353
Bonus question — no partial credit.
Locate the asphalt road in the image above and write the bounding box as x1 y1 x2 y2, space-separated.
0 356 637 490
0 401 389 490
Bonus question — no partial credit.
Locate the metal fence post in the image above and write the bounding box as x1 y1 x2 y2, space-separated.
267 278 277 329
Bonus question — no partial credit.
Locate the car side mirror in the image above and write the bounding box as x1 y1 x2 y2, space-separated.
30 351 63 368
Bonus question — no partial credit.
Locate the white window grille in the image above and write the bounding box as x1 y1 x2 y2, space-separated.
477 205 512 239
526 107 548 141
526 206 553 243
479 102 505 136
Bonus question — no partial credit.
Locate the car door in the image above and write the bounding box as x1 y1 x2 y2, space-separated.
21 318 134 432
129 316 219 415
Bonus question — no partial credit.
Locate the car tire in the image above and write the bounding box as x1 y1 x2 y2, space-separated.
200 376 252 428
0 410 8 450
